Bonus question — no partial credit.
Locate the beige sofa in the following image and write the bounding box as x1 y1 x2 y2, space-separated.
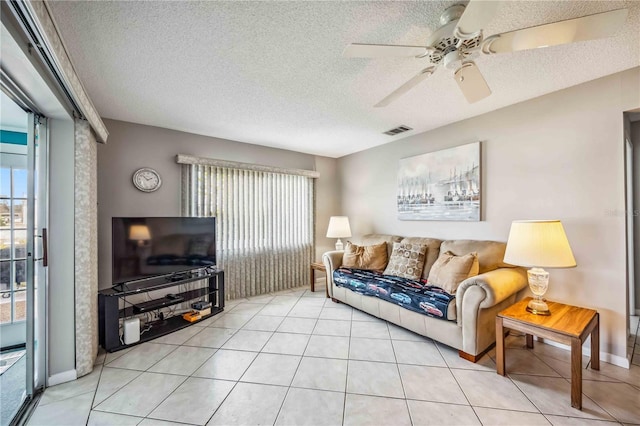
322 234 528 361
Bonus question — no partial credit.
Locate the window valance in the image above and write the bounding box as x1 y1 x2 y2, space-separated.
176 154 320 179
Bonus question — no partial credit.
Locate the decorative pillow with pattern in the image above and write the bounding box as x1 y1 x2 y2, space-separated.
428 251 479 294
383 242 428 280
342 241 389 271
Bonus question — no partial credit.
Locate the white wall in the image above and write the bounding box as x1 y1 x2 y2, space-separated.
98 119 339 288
338 68 640 363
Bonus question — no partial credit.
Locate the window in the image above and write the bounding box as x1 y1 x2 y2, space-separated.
181 159 317 299
0 161 28 324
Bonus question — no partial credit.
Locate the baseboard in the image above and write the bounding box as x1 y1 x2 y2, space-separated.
537 338 630 369
47 369 77 386
635 308 640 316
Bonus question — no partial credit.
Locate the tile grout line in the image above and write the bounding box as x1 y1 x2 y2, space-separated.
507 371 610 422
340 303 354 426
91 368 144 411
529 347 619 382
200 291 304 425
137 370 190 422
270 296 321 425
99 298 262 423
40 291 640 425
386 320 414 426
84 361 108 421
526 344 629 423
434 342 484 425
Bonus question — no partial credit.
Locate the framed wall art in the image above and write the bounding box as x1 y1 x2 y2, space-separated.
397 142 481 221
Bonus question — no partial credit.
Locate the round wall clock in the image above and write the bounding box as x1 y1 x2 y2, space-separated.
132 167 162 192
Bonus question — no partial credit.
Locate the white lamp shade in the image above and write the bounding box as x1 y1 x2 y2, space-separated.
504 220 576 268
326 216 352 238
129 224 151 241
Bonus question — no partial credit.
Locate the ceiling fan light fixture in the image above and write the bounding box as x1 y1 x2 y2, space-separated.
443 50 463 70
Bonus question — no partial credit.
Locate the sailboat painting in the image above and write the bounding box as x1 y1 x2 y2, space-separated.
397 142 481 221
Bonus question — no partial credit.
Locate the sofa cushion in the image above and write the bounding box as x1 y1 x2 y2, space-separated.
400 237 442 279
332 267 456 320
440 240 511 274
383 242 428 280
428 251 479 294
348 234 403 258
342 241 388 271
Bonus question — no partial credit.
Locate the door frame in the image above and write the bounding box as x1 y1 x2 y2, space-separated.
625 137 635 317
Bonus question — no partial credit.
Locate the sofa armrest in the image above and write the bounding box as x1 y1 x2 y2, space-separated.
456 267 528 326
322 251 344 298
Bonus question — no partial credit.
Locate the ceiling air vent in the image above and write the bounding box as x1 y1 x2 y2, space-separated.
383 125 413 136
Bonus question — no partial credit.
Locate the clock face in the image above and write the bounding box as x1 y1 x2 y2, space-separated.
133 168 161 192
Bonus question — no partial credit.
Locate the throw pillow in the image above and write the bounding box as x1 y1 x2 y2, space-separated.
383 242 428 280
342 241 388 271
428 251 479 294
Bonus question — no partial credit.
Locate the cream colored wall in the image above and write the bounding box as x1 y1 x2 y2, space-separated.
98 119 339 289
338 68 640 363
314 156 342 261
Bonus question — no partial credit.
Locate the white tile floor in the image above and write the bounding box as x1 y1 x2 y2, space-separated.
27 286 640 426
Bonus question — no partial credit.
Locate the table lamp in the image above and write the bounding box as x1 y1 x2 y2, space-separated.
129 224 151 247
503 220 576 315
326 216 351 251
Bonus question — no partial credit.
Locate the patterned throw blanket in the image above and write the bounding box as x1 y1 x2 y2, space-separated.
333 268 456 321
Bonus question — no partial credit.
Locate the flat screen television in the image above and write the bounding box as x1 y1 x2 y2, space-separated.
112 217 216 285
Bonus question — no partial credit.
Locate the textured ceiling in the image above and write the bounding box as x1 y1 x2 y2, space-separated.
48 1 640 158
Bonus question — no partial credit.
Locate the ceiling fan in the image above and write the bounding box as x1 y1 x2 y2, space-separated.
343 1 628 106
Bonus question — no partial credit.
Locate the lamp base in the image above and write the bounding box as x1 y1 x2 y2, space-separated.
335 239 344 251
526 267 551 315
526 297 550 316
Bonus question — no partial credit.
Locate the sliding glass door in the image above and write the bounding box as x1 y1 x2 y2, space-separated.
0 91 47 425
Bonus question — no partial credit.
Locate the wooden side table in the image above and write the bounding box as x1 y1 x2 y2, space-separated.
310 262 329 298
496 297 599 410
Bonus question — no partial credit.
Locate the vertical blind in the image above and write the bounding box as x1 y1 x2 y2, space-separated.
181 163 315 299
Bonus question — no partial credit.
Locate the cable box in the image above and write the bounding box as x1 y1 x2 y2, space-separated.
192 301 211 310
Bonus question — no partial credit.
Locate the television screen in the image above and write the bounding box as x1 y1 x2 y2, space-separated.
112 217 216 284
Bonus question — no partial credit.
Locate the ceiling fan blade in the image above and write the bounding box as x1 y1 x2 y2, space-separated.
375 67 436 107
482 8 628 54
454 0 500 39
343 43 431 58
454 62 491 104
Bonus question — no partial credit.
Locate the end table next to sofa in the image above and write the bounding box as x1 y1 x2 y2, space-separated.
310 261 329 298
496 297 599 410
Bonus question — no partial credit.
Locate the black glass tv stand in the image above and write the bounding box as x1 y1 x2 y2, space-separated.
98 268 224 352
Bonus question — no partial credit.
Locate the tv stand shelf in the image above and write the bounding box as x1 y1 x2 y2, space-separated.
121 287 219 316
99 269 224 352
